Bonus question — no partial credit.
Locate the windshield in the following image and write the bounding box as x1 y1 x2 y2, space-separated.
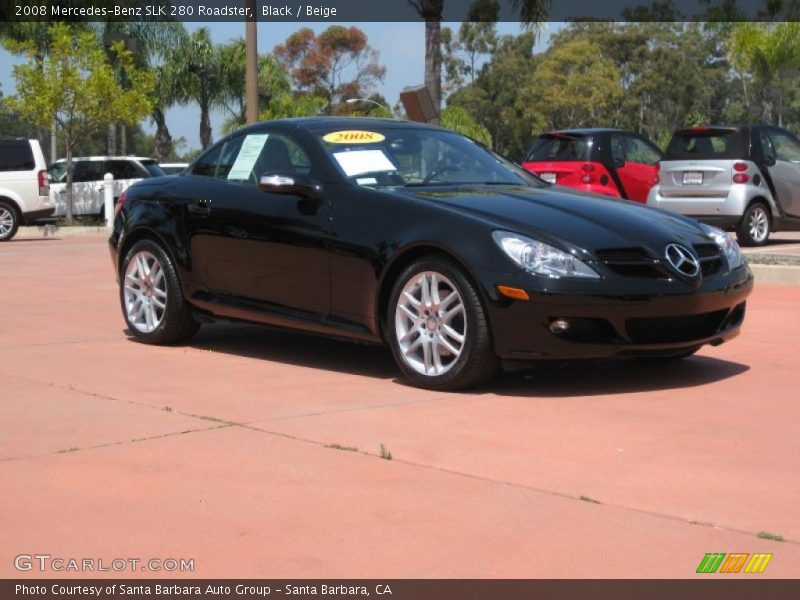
318 127 538 187
525 134 592 162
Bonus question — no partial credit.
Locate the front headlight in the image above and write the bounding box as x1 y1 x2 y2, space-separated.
492 231 599 279
700 224 744 270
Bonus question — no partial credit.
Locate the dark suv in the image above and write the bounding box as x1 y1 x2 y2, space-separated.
648 125 800 245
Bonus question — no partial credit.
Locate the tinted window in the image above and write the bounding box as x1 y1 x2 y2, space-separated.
190 144 223 178
767 130 800 163
140 160 166 177
216 136 246 180
72 161 107 183
526 135 592 161
107 160 144 180
665 129 746 159
254 134 312 178
0 140 35 171
614 135 662 166
48 162 68 183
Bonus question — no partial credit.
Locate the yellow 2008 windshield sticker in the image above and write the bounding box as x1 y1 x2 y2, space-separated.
323 130 385 144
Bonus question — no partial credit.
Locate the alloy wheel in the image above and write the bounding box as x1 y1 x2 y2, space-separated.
748 206 769 243
0 206 14 239
124 250 168 333
394 271 466 376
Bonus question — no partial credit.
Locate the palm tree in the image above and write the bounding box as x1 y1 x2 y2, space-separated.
728 23 800 126
408 0 549 118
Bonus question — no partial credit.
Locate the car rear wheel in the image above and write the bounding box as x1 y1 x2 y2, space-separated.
0 201 19 242
736 202 770 246
120 239 199 344
388 256 498 390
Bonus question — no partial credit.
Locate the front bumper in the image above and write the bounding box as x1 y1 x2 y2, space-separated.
478 265 754 362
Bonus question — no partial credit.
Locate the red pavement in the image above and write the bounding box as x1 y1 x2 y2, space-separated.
1 235 798 578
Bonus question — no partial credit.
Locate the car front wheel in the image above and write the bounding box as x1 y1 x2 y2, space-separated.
120 239 199 344
736 202 770 246
0 201 19 242
388 256 497 390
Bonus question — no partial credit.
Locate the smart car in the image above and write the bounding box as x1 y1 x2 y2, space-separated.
522 129 662 203
109 118 752 390
648 125 800 246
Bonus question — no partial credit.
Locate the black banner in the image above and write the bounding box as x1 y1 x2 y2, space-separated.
5 580 800 600
3 0 800 23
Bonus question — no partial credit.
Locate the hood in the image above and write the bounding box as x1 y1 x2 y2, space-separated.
398 184 711 258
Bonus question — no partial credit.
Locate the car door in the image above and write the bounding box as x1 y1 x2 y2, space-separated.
68 161 106 216
184 130 331 318
611 133 662 202
761 128 800 217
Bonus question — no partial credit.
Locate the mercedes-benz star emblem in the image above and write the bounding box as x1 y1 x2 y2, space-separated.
665 243 701 278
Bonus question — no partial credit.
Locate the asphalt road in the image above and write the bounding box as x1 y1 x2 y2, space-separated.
1 235 798 578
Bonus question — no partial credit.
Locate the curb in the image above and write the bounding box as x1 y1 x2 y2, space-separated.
748 264 800 285
15 226 110 239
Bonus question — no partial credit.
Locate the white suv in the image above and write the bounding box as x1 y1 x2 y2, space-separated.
0 138 53 241
48 156 165 218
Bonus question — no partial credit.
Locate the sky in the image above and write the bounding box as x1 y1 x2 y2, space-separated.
0 21 560 154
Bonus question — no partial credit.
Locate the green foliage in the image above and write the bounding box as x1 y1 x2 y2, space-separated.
9 23 154 221
440 106 492 146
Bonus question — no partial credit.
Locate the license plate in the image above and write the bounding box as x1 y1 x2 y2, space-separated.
683 171 703 185
540 172 556 184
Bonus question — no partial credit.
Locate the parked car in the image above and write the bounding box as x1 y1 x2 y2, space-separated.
109 118 752 391
0 138 54 241
49 156 165 218
522 129 663 203
158 162 189 175
648 125 800 246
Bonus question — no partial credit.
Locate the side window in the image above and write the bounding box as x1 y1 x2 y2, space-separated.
623 136 661 166
0 141 35 171
768 131 800 163
215 135 247 180
106 160 143 180
72 162 106 183
759 131 776 162
254 133 312 179
190 144 223 178
610 134 626 165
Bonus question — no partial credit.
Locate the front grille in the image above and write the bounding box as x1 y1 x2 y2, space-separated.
626 309 729 344
595 247 665 279
596 244 725 279
693 243 724 276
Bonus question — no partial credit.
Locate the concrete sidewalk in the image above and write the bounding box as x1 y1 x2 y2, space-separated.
0 236 798 578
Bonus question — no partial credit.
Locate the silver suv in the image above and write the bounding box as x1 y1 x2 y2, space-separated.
648 125 800 246
0 138 53 241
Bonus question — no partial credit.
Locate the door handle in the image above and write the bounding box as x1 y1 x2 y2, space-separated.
187 199 211 215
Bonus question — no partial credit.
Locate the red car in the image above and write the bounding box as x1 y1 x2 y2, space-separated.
522 129 663 203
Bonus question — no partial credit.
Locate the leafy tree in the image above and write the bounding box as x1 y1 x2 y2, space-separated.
9 24 154 222
440 105 492 146
274 26 386 110
728 22 800 126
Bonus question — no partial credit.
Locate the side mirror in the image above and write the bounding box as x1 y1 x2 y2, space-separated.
614 158 626 168
258 173 320 200
764 155 777 167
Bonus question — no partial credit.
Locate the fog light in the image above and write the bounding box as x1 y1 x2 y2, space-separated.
549 318 571 334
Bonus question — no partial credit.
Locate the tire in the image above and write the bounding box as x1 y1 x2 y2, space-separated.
736 202 770 247
120 239 199 344
387 255 498 391
0 201 20 242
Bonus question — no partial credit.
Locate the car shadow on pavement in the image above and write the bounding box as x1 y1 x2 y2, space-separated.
189 322 399 380
186 323 750 396
491 356 750 397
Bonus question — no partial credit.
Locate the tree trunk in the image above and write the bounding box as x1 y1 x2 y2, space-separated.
107 123 117 156
65 146 74 225
120 124 127 156
51 121 57 163
153 108 174 162
417 0 444 123
200 105 212 150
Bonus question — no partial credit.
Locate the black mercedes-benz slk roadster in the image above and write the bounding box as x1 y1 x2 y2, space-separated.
109 118 753 390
